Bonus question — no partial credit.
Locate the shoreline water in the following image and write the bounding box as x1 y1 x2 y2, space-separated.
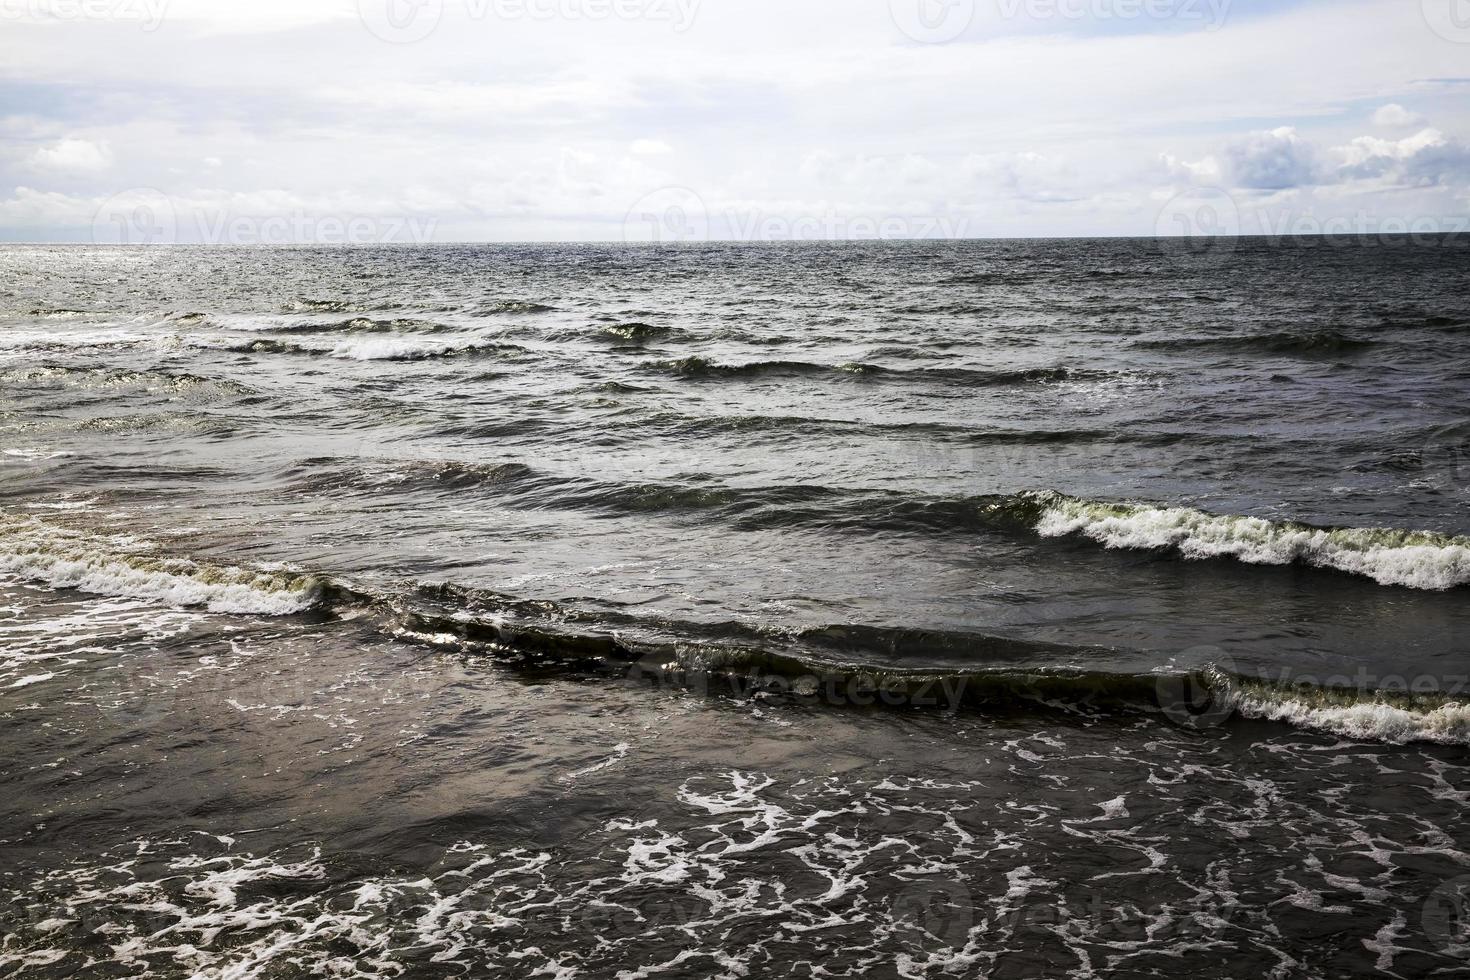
2 240 1467 977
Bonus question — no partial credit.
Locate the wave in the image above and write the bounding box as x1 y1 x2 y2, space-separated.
283 458 535 494
22 307 122 320
282 458 837 515
1032 492 1470 591
1225 674 1470 745
644 357 1132 386
238 585 1470 748
282 298 356 314
0 363 251 396
596 322 680 342
529 321 688 345
603 410 1202 447
271 460 1470 591
212 337 525 362
347 593 1470 746
0 512 325 615
1134 331 1378 356
216 338 317 356
25 308 96 318
477 300 557 316
71 413 240 436
227 316 454 336
646 357 881 378
3 512 1464 744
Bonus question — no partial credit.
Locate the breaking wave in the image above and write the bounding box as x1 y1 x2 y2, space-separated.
2 505 1465 744
210 337 525 362
0 512 326 615
1031 491 1470 591
267 460 1470 591
1227 679 1470 745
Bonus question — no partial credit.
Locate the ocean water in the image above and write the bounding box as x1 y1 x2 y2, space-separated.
0 238 1467 978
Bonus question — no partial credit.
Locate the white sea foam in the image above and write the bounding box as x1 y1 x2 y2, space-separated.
0 327 153 351
2 448 71 461
1033 493 1470 591
0 513 324 616
1229 688 1470 745
323 336 470 361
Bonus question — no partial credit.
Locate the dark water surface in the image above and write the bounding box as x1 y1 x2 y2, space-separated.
1 240 1467 978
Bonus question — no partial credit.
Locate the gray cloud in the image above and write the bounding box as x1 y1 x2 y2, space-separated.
1223 127 1317 189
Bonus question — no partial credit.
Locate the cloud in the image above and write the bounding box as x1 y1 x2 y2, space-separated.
1189 125 1470 194
2 0 1469 239
1334 127 1470 187
29 138 112 173
1223 127 1316 190
1372 103 1423 128
963 151 1085 203
1159 152 1222 186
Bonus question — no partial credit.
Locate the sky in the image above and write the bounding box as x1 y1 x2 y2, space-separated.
1 0 1468 242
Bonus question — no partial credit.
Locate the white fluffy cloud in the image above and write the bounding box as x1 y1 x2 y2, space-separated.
29 139 113 174
1334 127 1470 186
1169 124 1470 193
1372 103 1424 128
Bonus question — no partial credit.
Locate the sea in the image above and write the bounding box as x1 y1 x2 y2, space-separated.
1 237 1467 979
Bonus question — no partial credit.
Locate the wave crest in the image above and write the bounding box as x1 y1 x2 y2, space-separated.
1033 492 1470 591
0 513 325 615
